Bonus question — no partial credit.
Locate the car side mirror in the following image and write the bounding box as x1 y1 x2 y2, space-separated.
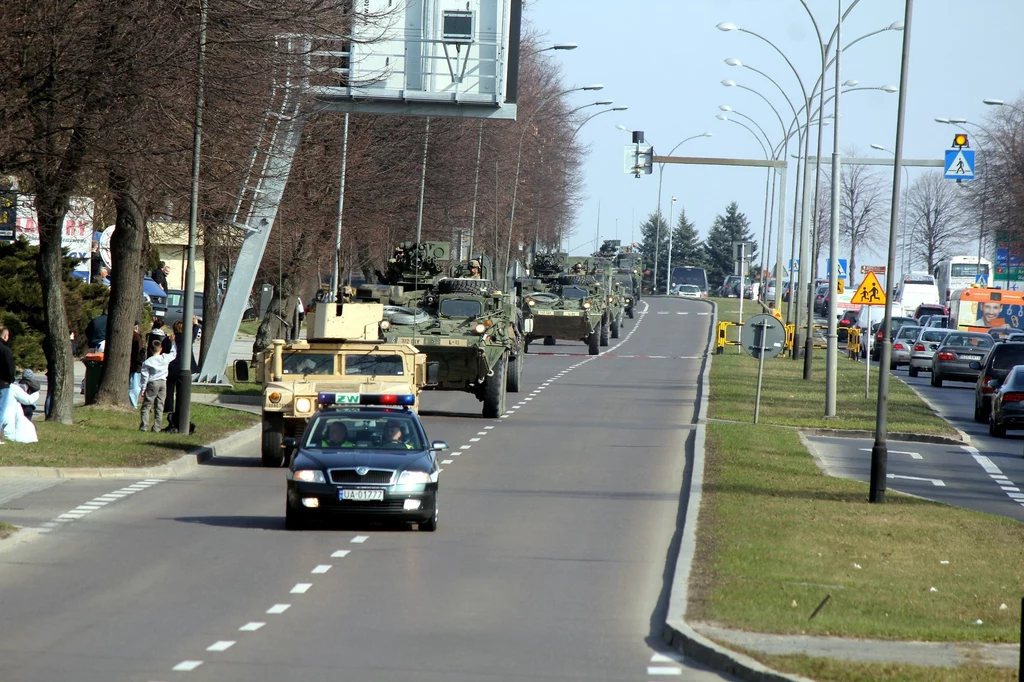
431 440 449 451
425 361 440 387
969 361 982 370
283 437 297 449
986 379 998 388
233 359 250 383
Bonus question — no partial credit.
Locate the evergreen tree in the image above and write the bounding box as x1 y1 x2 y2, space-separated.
703 202 758 289
638 210 670 291
670 207 705 271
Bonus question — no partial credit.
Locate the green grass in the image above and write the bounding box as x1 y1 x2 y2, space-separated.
724 647 1015 682
709 347 956 436
238 320 260 337
0 404 258 468
0 522 16 540
690 421 1024 643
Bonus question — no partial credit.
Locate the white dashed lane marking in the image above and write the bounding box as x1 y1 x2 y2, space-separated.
964 446 1024 506
239 622 265 631
266 604 290 614
311 565 332 574
647 666 683 675
441 459 453 464
206 640 235 652
350 535 369 544
290 583 312 594
331 550 350 558
172 660 203 672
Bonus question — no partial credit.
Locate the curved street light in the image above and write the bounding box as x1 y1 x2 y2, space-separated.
870 143 912 275
504 84 604 288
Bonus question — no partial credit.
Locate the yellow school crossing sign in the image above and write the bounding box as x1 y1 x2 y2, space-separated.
850 271 886 305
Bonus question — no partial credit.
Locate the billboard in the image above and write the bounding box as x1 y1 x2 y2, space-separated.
16 195 94 279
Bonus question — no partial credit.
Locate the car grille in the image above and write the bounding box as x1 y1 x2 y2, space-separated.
325 499 416 515
329 469 394 484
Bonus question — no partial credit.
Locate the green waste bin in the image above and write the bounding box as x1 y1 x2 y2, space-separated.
83 352 105 405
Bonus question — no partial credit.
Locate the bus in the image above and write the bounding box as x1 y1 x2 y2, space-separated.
670 266 709 294
933 256 991 304
948 287 1024 332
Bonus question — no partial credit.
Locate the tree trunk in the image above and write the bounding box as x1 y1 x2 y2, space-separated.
34 193 75 424
200 223 221 366
849 239 858 285
96 167 146 406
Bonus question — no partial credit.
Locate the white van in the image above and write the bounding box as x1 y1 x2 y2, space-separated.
895 274 940 318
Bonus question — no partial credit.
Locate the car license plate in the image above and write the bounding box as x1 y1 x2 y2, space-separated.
340 488 384 502
961 355 981 361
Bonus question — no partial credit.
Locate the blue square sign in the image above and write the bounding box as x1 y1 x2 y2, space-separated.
944 148 975 180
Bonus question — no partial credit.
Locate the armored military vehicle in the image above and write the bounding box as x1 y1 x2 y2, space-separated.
586 254 628 340
356 242 527 418
258 301 436 467
523 271 607 354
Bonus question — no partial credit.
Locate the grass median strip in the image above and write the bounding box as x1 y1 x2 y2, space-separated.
0 522 16 540
0 404 258 468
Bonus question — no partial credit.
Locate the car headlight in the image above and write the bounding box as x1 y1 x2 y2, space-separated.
295 397 312 413
380 319 391 330
398 471 432 484
289 469 325 483
582 301 592 309
474 323 487 334
526 298 536 307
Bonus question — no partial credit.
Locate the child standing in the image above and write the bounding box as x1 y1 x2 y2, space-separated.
139 337 177 432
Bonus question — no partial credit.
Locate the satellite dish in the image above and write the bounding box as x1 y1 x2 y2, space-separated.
100 226 114 268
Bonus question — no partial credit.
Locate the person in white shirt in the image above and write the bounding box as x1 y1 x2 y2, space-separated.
139 337 177 432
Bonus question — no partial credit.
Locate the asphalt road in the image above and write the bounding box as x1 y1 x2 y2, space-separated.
0 297 734 682
848 350 1024 521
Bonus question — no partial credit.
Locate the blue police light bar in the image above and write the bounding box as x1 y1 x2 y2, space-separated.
318 392 416 406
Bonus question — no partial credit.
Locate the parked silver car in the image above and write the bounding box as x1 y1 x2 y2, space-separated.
890 325 922 369
908 328 950 377
931 332 995 387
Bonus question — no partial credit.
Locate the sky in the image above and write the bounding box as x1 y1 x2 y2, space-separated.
523 0 1024 280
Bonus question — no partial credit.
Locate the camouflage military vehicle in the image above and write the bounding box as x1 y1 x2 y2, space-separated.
614 246 644 310
523 271 607 355
258 301 437 467
588 255 628 340
355 242 526 418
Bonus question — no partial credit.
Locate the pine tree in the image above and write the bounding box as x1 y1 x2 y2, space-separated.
670 207 704 271
703 202 758 289
638 210 670 291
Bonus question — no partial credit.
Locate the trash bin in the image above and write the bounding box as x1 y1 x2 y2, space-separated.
83 352 105 405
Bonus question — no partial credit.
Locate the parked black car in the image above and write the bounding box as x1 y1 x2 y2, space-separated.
972 342 1024 422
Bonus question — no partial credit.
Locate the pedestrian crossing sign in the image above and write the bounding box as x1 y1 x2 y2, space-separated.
944 148 975 180
850 271 886 305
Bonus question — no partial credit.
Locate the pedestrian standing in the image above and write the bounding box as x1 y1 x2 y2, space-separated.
129 322 144 408
0 326 15 444
164 317 199 432
85 310 108 352
138 337 177 432
151 261 170 294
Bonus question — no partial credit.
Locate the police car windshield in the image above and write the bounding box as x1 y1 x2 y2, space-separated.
561 287 587 300
344 354 405 376
282 353 335 375
305 414 423 451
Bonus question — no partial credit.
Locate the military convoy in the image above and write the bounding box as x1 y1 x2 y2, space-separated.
257 301 436 467
353 242 528 419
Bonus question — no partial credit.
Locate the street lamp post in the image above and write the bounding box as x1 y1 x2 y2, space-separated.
665 196 677 296
871 144 910 277
653 132 712 294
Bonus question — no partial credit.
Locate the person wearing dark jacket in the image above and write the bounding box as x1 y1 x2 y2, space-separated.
85 311 108 352
151 261 170 293
129 322 144 408
164 317 200 432
0 326 16 444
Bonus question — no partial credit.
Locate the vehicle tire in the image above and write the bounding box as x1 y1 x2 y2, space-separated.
420 500 438 532
600 316 610 346
610 315 620 339
990 416 1006 438
908 365 919 378
974 400 986 423
543 336 556 346
285 502 308 530
437 278 493 295
262 415 286 468
506 351 523 392
931 373 943 388
889 361 897 371
558 275 597 286
627 306 635 319
588 330 600 355
482 353 507 418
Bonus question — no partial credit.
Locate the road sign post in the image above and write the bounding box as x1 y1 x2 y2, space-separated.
741 314 786 424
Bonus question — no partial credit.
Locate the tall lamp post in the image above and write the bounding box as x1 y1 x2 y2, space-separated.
652 132 712 294
665 196 677 295
870 144 911 277
505 83 604 289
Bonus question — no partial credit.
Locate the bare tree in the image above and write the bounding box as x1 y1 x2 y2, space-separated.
839 157 889 281
906 172 969 272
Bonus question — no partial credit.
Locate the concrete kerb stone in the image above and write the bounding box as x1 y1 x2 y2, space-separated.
0 423 261 480
898 377 973 446
659 300 811 682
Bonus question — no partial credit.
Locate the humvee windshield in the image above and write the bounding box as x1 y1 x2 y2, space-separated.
344 354 405 376
282 353 335 375
440 299 483 318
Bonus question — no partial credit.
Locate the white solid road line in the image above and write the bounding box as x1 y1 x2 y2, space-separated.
888 474 946 487
859 447 922 459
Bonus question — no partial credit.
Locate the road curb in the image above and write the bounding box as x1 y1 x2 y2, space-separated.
659 301 810 682
897 378 973 446
705 418 965 446
0 423 261 480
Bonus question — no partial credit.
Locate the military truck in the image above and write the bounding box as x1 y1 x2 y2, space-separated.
523 272 607 354
589 256 628 340
258 301 437 467
356 242 527 418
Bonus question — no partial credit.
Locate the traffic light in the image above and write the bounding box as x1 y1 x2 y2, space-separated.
952 133 969 148
837 278 845 294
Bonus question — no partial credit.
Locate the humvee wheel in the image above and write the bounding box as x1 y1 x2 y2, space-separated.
610 315 620 339
627 306 635 319
483 353 508 418
507 352 524 393
588 331 600 355
262 414 287 468
543 336 556 346
599 317 610 346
